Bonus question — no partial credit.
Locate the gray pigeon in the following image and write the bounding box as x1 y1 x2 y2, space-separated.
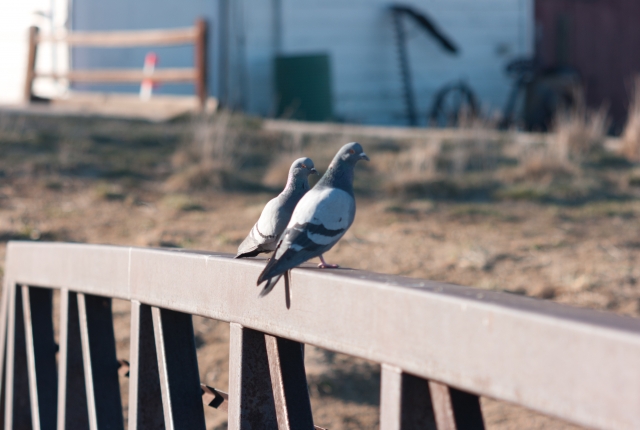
256 142 369 296
235 157 318 259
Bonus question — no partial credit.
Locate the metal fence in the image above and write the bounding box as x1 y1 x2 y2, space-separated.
2 241 640 429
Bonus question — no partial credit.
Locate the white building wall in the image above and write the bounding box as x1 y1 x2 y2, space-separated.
0 0 69 104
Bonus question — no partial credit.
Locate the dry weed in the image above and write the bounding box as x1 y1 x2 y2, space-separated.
514 146 576 184
164 163 232 191
395 141 442 176
384 140 441 196
553 99 608 162
457 105 500 130
165 111 238 191
621 76 640 161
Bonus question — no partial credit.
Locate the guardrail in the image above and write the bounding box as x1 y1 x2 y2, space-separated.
1 241 639 429
24 19 208 108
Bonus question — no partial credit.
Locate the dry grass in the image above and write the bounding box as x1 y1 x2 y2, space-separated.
512 145 576 184
165 111 283 192
0 107 635 207
621 76 640 161
552 99 609 162
165 111 236 191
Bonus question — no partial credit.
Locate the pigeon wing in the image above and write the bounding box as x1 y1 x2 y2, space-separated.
255 196 293 249
236 197 293 258
257 187 355 284
235 229 264 258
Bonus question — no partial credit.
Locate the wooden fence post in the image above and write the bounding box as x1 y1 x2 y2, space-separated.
195 18 208 110
24 26 39 103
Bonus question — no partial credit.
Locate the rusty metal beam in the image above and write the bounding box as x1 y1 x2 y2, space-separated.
129 301 165 430
22 286 57 430
380 365 437 430
151 307 205 430
5 284 32 429
4 241 640 429
0 276 12 428
429 381 484 430
77 293 124 430
57 290 90 430
265 335 314 429
228 324 278 429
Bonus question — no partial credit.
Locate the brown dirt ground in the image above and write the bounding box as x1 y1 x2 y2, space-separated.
2 112 638 429
5 178 639 429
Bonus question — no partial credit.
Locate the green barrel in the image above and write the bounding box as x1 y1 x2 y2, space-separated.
274 53 333 122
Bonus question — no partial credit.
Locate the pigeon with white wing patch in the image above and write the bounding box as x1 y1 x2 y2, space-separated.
256 142 369 296
235 157 318 259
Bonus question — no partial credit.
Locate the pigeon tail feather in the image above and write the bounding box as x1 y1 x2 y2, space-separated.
234 248 264 259
258 274 281 297
257 258 278 285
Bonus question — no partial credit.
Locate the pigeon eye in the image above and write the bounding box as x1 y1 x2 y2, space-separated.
348 149 355 154
300 164 306 168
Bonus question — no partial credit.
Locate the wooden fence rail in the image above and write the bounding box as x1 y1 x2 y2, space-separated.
24 19 208 108
2 241 640 429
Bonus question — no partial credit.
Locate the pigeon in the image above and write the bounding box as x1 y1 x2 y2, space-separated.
235 157 318 259
256 142 369 297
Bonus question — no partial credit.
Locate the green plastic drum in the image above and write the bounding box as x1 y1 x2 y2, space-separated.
274 53 333 122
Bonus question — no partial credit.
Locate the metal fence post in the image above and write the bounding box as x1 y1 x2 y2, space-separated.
77 293 124 430
228 323 278 429
128 301 165 430
265 334 314 429
5 284 32 429
429 381 484 430
380 365 437 430
152 307 205 430
22 286 57 430
57 290 90 430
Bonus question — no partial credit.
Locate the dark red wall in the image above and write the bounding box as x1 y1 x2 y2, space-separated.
536 0 640 129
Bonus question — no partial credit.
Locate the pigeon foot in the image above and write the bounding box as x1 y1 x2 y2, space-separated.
318 262 339 269
318 255 339 269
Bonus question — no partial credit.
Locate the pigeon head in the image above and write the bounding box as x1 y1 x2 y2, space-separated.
318 142 369 193
290 157 318 178
285 157 317 190
335 142 369 166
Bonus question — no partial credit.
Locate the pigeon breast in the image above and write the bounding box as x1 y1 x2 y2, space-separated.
275 187 355 257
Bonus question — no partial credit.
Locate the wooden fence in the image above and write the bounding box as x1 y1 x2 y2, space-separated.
2 241 640 429
24 19 208 108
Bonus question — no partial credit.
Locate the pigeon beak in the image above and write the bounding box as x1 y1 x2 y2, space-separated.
359 153 370 161
310 167 319 175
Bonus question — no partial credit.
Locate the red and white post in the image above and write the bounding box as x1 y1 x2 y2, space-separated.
139 52 158 101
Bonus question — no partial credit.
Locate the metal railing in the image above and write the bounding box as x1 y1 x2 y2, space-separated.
1 241 640 429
